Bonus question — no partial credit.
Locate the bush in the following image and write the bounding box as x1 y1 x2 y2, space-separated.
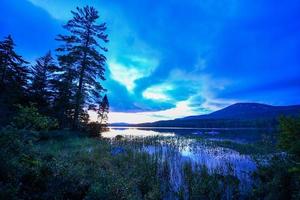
11 104 58 131
252 156 300 200
85 122 103 137
278 116 300 159
0 128 40 199
115 135 124 140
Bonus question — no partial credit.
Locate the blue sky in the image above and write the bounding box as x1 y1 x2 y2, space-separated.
1 0 300 123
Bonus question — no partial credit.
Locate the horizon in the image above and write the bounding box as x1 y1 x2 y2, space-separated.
1 0 300 123
107 102 300 124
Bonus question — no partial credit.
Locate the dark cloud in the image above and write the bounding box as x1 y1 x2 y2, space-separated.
0 0 62 60
218 77 300 105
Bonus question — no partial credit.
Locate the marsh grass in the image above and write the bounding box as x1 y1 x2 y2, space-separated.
1 129 294 200
109 135 260 196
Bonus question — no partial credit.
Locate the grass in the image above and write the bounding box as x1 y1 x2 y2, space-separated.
0 129 163 199
110 134 278 155
205 140 278 155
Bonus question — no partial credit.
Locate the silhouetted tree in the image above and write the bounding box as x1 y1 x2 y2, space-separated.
0 35 29 124
98 94 109 125
51 54 77 127
29 51 57 113
56 6 108 128
0 35 28 94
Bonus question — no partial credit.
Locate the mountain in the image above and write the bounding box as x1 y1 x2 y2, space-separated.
109 122 131 126
180 103 300 120
137 103 300 128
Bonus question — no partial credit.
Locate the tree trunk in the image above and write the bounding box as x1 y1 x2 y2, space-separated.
0 55 8 91
73 30 91 129
73 65 85 128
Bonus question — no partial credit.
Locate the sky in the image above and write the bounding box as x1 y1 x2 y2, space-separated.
1 0 300 123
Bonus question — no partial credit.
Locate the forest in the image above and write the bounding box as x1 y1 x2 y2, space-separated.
0 6 109 132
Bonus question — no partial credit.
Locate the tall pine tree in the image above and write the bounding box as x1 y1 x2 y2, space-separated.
0 35 28 94
56 6 108 128
0 35 29 124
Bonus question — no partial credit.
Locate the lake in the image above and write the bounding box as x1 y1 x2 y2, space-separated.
103 126 277 143
102 127 277 195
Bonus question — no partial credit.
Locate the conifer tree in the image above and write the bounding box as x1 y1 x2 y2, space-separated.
30 51 57 113
51 54 77 127
0 35 29 123
56 6 108 128
98 94 109 125
0 35 28 95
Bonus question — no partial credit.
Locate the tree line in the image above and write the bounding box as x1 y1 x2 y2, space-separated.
0 6 109 130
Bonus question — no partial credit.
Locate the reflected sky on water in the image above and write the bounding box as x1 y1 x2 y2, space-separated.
103 127 267 193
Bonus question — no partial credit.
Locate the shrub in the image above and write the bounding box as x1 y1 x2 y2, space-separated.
85 122 102 137
252 156 300 200
278 116 300 159
115 135 124 140
11 104 58 131
0 128 41 198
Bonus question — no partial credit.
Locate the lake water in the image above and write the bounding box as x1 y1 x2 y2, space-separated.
102 127 276 195
103 126 277 143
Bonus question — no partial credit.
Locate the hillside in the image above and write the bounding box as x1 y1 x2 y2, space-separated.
136 103 300 128
181 103 300 120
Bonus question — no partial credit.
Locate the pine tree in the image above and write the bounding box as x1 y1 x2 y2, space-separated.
98 94 109 125
56 6 108 128
51 54 77 127
30 51 57 113
0 35 29 124
0 35 28 94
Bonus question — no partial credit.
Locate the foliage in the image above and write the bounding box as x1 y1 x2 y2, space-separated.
115 135 124 140
11 104 58 131
0 35 29 93
29 51 58 114
0 6 110 129
98 94 109 125
51 61 77 128
252 156 300 200
0 129 162 199
85 122 102 137
251 116 300 200
278 116 300 159
0 128 39 199
0 35 30 125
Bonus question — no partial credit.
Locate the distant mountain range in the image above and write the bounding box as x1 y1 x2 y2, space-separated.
180 103 300 120
111 103 300 128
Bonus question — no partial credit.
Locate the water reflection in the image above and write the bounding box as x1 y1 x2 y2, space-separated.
102 127 175 138
104 127 268 194
104 126 277 143
142 139 256 193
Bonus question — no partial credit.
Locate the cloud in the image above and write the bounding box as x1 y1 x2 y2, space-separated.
89 98 198 124
108 55 158 92
27 0 101 20
108 60 142 92
0 0 62 60
143 83 174 101
3 0 300 123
